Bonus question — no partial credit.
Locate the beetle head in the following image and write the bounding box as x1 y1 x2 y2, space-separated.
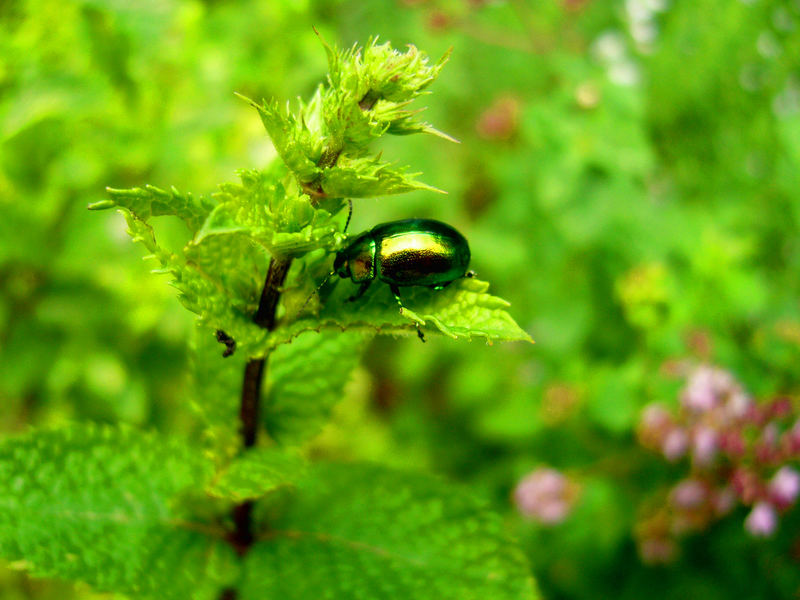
333 252 350 279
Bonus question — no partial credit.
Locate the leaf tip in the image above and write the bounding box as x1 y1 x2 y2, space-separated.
87 199 115 211
234 91 259 108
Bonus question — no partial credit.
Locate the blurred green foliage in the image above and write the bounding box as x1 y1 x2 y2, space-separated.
1 0 799 598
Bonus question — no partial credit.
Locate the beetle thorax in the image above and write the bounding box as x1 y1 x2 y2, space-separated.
348 248 375 282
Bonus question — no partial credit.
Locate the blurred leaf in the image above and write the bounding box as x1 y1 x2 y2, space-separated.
585 363 642 434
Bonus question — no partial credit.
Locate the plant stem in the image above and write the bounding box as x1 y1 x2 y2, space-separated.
222 257 292 600
221 108 354 595
253 258 293 329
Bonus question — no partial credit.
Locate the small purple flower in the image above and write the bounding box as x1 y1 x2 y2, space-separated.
744 501 777 537
662 428 689 461
514 467 577 525
768 466 800 508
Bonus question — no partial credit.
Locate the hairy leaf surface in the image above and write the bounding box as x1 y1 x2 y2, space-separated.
240 463 538 600
264 330 367 445
0 425 234 599
207 447 307 502
270 276 532 348
191 328 248 461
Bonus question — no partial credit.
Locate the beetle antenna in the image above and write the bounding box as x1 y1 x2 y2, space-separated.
294 269 336 319
343 199 353 235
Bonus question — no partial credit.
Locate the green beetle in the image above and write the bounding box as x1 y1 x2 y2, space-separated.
334 218 472 304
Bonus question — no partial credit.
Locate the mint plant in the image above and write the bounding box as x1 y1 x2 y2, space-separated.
0 37 535 599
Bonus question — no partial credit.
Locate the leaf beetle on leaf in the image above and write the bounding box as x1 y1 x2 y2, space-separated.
333 218 473 340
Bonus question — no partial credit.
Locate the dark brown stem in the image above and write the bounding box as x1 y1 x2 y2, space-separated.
239 358 266 450
221 258 293 598
253 258 292 329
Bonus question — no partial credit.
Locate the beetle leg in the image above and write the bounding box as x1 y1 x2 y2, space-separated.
389 284 403 308
391 284 426 343
347 280 372 302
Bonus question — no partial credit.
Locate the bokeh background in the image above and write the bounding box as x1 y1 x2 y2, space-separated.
2 0 800 598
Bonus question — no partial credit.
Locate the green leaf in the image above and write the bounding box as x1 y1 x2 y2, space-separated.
190 328 248 461
325 38 450 106
95 184 215 231
0 424 235 599
320 39 454 151
91 38 457 358
206 448 307 502
245 96 323 184
270 276 532 348
265 330 368 445
320 155 445 197
239 463 538 600
195 168 343 259
93 168 348 360
243 39 453 189
118 210 271 359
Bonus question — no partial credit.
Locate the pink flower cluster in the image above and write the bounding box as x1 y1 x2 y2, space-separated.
513 467 580 525
636 365 800 562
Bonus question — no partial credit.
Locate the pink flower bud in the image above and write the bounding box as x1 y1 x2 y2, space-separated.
671 479 707 510
762 423 779 447
692 426 718 466
719 430 746 457
682 366 748 417
639 537 677 564
723 390 753 422
662 428 689 461
756 423 780 464
641 403 672 431
785 419 800 455
768 397 793 419
713 487 736 516
681 366 719 412
638 404 673 449
476 96 520 141
768 466 800 508
514 468 577 525
731 468 761 504
744 501 778 537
